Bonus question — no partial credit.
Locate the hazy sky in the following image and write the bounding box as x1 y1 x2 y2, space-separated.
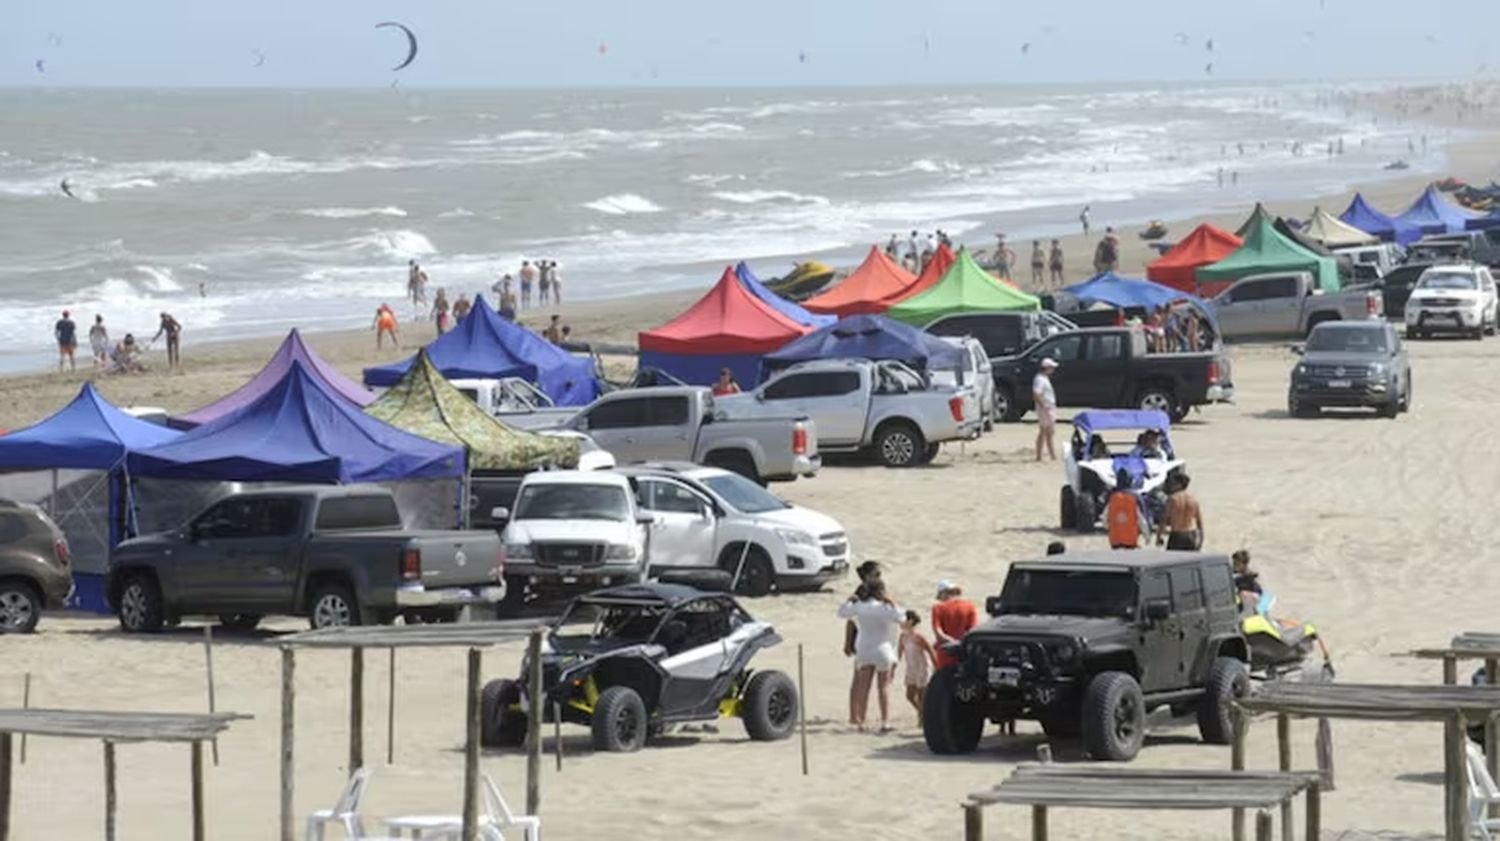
7 0 1500 88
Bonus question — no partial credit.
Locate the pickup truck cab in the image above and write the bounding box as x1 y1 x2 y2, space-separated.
1405 263 1499 339
450 377 555 416
1208 271 1382 339
1332 243 1403 275
924 310 1076 358
719 359 980 468
107 486 506 631
1419 231 1500 268
991 327 1233 423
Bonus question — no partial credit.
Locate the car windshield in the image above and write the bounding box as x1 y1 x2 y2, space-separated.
1306 327 1387 353
998 569 1138 618
1418 272 1477 290
513 483 629 521
702 473 789 513
552 600 667 645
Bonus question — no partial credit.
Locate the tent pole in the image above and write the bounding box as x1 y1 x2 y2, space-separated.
48 470 57 521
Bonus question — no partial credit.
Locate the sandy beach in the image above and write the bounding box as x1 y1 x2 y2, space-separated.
3 90 1500 840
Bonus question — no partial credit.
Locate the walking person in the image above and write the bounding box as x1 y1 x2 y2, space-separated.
53 310 77 372
152 312 182 370
838 578 903 733
538 260 553 306
1157 472 1205 550
431 288 451 335
1080 205 1092 237
549 262 563 304
897 611 936 726
1033 358 1060 461
88 315 109 369
1030 240 1046 287
1048 239 1065 286
519 261 536 309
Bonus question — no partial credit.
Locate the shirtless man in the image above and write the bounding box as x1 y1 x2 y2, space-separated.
1157 472 1204 550
153 312 182 369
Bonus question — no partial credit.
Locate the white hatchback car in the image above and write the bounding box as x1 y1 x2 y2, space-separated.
1405 264 1499 339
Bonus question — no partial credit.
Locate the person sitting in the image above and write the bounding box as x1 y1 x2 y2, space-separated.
108 334 146 374
1088 433 1112 459
1131 429 1166 460
1232 549 1262 607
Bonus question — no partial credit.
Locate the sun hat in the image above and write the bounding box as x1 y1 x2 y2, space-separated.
1040 358 1059 370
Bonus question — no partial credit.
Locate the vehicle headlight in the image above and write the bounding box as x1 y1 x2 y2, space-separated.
503 542 533 560
1046 641 1079 662
1367 363 1386 376
1294 364 1307 376
604 543 638 561
774 527 818 548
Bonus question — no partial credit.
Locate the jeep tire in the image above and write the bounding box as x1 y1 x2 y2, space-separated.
1082 671 1146 761
591 685 648 753
1059 486 1076 530
922 666 984 754
480 678 527 748
1197 657 1250 745
741 670 798 741
117 574 165 633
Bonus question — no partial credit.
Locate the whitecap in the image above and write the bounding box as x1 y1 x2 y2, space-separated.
133 265 183 293
582 194 664 215
347 230 438 259
299 206 409 219
712 190 830 206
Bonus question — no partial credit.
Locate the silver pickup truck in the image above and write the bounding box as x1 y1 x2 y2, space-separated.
1208 271 1383 339
503 386 820 485
106 486 505 631
717 358 981 468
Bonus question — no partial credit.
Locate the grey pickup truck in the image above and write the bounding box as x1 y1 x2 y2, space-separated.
106 486 505 632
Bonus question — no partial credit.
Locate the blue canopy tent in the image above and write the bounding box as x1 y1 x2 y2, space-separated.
759 314 962 380
1339 193 1420 246
1394 185 1481 236
131 360 465 484
735 262 836 328
362 296 599 407
0 383 181 611
1061 271 1219 331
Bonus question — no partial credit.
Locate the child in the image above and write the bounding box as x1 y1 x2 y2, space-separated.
898 610 936 726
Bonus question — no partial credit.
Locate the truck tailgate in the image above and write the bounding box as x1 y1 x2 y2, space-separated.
360 529 503 588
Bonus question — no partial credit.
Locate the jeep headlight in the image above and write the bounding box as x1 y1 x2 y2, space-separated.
775 527 817 548
604 543 638 561
503 542 533 560
1046 641 1078 662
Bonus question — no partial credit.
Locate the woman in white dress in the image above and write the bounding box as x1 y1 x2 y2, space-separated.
837 579 903 732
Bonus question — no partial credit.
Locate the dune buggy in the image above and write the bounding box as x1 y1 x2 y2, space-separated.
1060 410 1185 533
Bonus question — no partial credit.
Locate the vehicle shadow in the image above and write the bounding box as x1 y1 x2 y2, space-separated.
44 616 285 647
1393 770 1446 787
1249 409 1385 422
863 722 1205 765
473 731 708 760
818 453 955 471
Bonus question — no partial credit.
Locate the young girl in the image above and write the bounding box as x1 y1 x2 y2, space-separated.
898 610 936 726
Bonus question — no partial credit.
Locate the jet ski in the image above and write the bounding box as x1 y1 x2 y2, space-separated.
766 261 836 301
1138 220 1170 241
1241 590 1333 680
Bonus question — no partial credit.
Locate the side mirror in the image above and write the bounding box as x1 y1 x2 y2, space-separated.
754 392 766 402
1290 345 1304 356
985 596 1004 616
1143 599 1171 623
491 507 510 521
635 513 655 526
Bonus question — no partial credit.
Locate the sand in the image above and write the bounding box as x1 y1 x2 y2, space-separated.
4 88 1500 840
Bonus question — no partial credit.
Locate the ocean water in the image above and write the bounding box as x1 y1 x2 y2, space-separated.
0 83 1451 370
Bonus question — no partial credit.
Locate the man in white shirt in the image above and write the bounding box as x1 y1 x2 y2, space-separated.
1033 357 1060 461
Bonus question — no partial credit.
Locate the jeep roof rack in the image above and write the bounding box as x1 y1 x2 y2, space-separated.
1013 549 1230 571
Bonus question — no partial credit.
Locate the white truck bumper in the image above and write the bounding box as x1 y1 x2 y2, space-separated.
394 583 508 607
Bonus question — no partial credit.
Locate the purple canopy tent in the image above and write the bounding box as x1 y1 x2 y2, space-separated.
171 329 372 429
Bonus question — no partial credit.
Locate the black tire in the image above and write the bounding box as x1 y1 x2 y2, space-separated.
591 685 648 753
706 451 762 486
922 666 984 754
1401 376 1413 413
0 579 43 634
1197 657 1250 745
919 442 941 464
117 573 165 633
995 385 1023 423
1081 671 1146 761
494 575 526 619
481 678 527 748
308 580 363 630
1137 387 1179 420
1074 492 1098 534
1039 710 1080 740
1409 327 1424 340
874 422 925 468
741 670 798 741
1288 393 1317 418
1059 486 1076 530
1380 396 1399 419
217 613 262 632
720 545 775 597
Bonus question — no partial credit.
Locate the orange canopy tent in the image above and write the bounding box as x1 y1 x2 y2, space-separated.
802 246 918 316
1145 224 1243 293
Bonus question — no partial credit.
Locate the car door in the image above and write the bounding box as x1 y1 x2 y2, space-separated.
178 498 288 609
573 396 648 458
1136 570 1181 693
758 370 865 445
629 396 696 461
656 598 734 717
638 478 718 573
229 497 304 611
1481 269 1498 324
1057 333 1128 408
1170 566 1210 687
1212 279 1274 338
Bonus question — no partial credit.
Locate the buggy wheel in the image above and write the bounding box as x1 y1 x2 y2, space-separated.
481 678 527 748
741 670 798 741
1082 671 1145 761
922 666 984 754
1073 492 1098 534
591 685 648 753
1059 486 1076 530
1197 657 1249 745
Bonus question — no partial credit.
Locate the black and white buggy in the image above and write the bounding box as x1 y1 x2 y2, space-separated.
480 583 799 752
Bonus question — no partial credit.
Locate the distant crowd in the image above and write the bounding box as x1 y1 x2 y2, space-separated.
373 259 573 353
53 310 182 376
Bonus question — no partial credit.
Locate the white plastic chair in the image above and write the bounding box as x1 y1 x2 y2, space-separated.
483 774 541 841
1465 742 1500 840
306 769 373 841
383 774 540 841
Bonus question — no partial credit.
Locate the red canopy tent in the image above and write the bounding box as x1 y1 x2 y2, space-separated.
638 267 810 385
887 243 955 305
803 246 918 316
1145 224 1243 293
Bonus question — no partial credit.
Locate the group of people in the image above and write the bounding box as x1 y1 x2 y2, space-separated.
510 259 563 309
53 310 181 375
1141 305 1207 354
884 229 955 275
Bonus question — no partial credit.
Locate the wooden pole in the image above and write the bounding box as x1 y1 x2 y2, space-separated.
1447 711 1467 841
1443 653 1457 686
203 626 219 766
797 643 809 776
462 647 482 841
1277 714 1294 841
1031 805 1048 841
103 741 116 841
190 740 205 841
963 803 983 841
1315 718 1335 792
18 674 29 765
1231 704 1247 841
1488 657 1499 820
553 702 563 773
1037 743 1053 764
526 628 544 817
279 647 295 841
387 647 396 765
1304 781 1321 841
0 733 11 841
349 647 365 774
1255 809 1273 841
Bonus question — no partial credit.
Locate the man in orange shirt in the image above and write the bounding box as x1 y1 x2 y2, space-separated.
931 581 979 672
1106 469 1149 550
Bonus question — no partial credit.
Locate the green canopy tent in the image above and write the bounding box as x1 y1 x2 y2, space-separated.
1196 214 1341 295
366 350 579 471
886 247 1041 326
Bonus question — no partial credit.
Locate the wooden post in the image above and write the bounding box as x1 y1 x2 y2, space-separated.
103 741 116 841
349 647 365 774
1488 657 1499 820
279 647 295 841
1315 718 1335 792
1255 809 1273 841
527 629 544 817
0 733 11 841
1037 743 1053 764
1277 714 1294 841
386 647 396 765
462 647 482 841
1447 711 1467 841
797 643 809 776
963 802 983 841
18 674 29 765
1231 704 1247 841
553 702 563 773
1031 805 1048 841
203 626 219 766
190 740 205 841
1305 780 1321 841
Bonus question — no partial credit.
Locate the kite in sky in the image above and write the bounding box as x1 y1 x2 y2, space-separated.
375 21 418 71
251 49 266 68
1021 43 1031 56
34 59 45 74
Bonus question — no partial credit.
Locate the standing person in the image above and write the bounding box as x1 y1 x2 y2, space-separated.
711 368 741 396
907 229 920 263
431 289 451 335
1048 239 1065 286
519 260 537 309
844 560 883 724
897 611 936 726
1030 240 1046 287
407 260 421 307
88 315 109 369
1094 227 1119 273
538 260 553 306
1157 472 1205 550
1080 205 1092 237
1033 358 1060 461
930 581 979 673
498 278 518 321
491 273 511 308
542 314 563 344
885 234 900 258
549 262 563 304
452 292 472 323
152 312 182 370
992 234 1015 280
373 303 400 350
1106 469 1149 550
53 310 77 372
837 578 903 733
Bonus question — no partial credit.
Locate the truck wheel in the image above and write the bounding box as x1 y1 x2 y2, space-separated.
994 387 1023 423
720 545 774 598
1196 657 1249 745
1137 387 1178 419
1082 671 1146 761
874 422 925 468
117 574 165 634
741 670 798 741
309 581 363 630
217 614 262 632
0 579 42 634
1059 487 1076 530
922 666 984 754
1288 394 1317 418
481 678 527 748
1380 397 1400 419
1402 376 1413 412
919 442 941 464
705 451 763 486
1074 492 1098 534
591 685 648 753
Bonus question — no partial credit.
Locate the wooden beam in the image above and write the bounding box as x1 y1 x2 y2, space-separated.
1031 805 1048 841
462 647 481 841
103 741 116 841
279 648 295 841
797 643 808 776
0 732 12 841
1277 714 1293 841
963 802 982 841
1489 658 1499 820
1304 781 1320 841
1255 809 1273 841
190 740 204 841
349 647 364 774
526 628 544 816
1447 711 1467 841
1443 653 1457 686
18 674 29 765
203 626 219 766
1231 705 1247 841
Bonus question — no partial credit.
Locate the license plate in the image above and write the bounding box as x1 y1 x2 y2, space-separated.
561 575 578 584
1327 379 1351 388
987 666 1021 687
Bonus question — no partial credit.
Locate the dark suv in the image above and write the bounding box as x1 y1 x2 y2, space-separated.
923 550 1248 761
0 501 73 633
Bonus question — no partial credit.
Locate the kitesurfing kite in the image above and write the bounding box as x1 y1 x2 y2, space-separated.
59 179 76 199
1205 62 1214 75
34 59 45 74
798 50 807 64
251 49 266 68
375 21 418 71
1021 42 1031 56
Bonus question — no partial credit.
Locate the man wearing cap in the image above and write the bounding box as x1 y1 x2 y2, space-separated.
1033 358 1060 461
54 310 77 373
931 581 979 673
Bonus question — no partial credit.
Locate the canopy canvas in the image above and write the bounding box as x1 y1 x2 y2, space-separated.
735 262 835 327
363 296 599 407
1302 207 1379 247
173 329 372 429
891 242 955 304
1146 224 1243 292
885 247 1041 326
761 314 962 380
638 266 811 385
366 351 579 472
801 247 919 316
1196 215 1341 294
1061 273 1215 325
1395 184 1482 235
1339 193 1421 245
0 383 180 471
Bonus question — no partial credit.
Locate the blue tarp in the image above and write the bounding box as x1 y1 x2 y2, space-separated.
130 360 465 483
1395 185 1480 236
637 350 765 389
1062 272 1219 331
363 296 599 406
0 383 180 470
1340 193 1421 246
735 262 836 328
760 314 962 380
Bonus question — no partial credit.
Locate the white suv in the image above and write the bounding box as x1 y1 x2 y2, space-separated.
1406 264 1498 340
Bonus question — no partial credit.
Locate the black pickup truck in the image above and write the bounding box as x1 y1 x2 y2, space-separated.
991 327 1234 423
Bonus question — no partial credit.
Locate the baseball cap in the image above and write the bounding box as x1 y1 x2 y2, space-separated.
1040 357 1059 370
935 579 955 598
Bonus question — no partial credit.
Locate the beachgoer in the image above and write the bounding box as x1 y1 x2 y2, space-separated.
88 315 109 369
109 334 145 374
907 230 920 262
1131 429 1166 460
519 261 536 308
1030 241 1045 287
885 235 900 258
374 304 400 350
1157 472 1204 550
930 580 979 673
152 312 182 369
837 578 903 732
1094 228 1119 273
1033 358 1059 461
1048 239 1065 286
845 561 883 724
1232 549 1263 603
560 325 573 346
431 289 451 335
1217 166 1225 188
452 292 472 323
407 260 421 306
549 262 563 304
897 610 936 726
54 310 77 372
992 234 1015 280
1106 469 1148 550
1080 205 1092 237
496 277 518 320
542 314 563 344
538 260 553 305
711 368 741 397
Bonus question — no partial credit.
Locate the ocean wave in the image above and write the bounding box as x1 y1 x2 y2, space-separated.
844 159 966 179
438 208 477 219
133 265 183 293
713 190 830 206
686 173 746 187
583 194 664 215
299 206 409 219
347 230 438 259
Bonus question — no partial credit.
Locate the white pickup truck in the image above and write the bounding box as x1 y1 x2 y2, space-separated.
718 358 980 468
1208 271 1383 339
450 378 555 415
